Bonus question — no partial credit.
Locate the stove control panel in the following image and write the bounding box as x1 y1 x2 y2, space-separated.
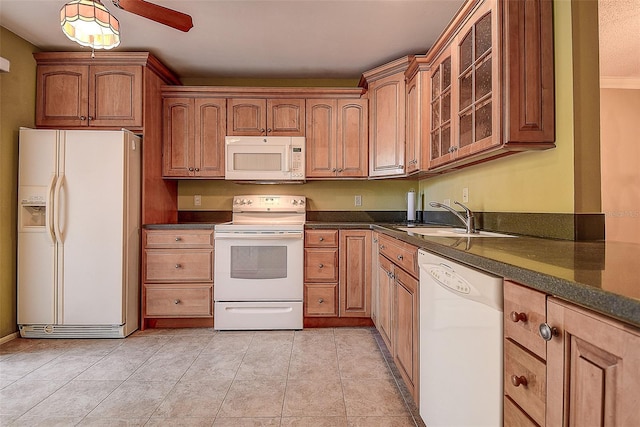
232 195 306 212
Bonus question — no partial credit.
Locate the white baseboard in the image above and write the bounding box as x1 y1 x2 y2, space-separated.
0 332 19 345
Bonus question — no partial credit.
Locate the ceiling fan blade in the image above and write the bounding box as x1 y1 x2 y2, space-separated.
114 0 193 32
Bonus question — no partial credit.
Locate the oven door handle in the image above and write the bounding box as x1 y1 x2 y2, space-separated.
215 233 303 240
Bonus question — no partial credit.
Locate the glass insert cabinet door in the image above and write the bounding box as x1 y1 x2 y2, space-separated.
457 9 496 150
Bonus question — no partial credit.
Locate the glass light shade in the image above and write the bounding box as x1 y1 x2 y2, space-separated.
60 0 120 50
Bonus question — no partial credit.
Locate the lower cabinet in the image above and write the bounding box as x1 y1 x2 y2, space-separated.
142 227 214 329
376 233 419 404
304 229 371 322
503 280 640 426
546 298 640 426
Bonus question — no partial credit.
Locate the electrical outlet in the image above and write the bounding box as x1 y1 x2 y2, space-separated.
444 198 451 207
462 187 469 203
354 195 362 207
194 194 201 206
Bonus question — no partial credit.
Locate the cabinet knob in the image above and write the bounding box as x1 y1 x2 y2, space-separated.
337 168 343 172
397 254 404 261
318 298 324 304
267 128 272 133
380 244 385 250
174 299 181 305
79 116 86 121
175 263 182 269
195 168 200 172
319 237 324 241
332 168 337 172
88 116 94 121
260 128 266 133
510 375 528 387
539 323 559 341
188 167 194 171
509 311 528 323
318 263 324 268
175 237 182 241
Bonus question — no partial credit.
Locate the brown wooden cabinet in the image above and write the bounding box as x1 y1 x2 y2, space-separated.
546 298 640 427
339 230 372 317
304 229 371 320
305 99 368 178
503 280 547 426
360 56 413 178
162 97 226 178
423 0 555 172
227 98 305 136
34 53 156 129
503 280 640 426
376 233 419 404
304 230 339 317
142 228 214 329
404 56 430 175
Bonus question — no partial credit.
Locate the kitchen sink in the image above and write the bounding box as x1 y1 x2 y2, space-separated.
398 227 516 238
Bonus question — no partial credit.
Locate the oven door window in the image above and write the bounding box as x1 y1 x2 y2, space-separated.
230 246 287 279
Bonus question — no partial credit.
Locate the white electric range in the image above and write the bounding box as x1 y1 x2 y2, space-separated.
214 195 306 330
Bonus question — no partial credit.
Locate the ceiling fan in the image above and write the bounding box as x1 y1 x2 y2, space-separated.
112 0 193 32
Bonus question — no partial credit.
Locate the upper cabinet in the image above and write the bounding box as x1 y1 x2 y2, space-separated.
163 97 226 178
305 98 368 178
34 52 179 130
407 0 555 173
227 98 305 136
360 56 413 178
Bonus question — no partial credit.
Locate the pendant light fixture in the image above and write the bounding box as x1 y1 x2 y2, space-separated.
60 0 120 50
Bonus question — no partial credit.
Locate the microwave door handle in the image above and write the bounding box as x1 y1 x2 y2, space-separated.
283 144 291 172
215 233 303 240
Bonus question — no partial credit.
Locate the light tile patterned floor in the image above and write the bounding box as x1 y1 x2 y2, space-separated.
0 327 423 426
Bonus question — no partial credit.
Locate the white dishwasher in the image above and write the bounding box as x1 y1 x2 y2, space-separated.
418 249 503 427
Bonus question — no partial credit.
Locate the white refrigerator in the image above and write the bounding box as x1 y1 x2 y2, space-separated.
17 128 141 338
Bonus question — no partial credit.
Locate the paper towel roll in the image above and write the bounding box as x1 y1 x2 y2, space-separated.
407 190 416 221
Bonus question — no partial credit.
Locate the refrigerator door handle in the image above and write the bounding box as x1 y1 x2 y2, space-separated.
45 174 57 244
53 174 65 243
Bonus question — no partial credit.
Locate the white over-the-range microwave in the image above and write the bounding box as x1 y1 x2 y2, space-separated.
225 136 305 182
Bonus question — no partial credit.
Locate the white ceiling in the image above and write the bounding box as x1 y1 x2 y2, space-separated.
1 0 637 81
0 0 466 79
598 0 640 79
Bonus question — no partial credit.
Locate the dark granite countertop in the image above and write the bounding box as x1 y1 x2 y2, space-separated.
306 222 640 329
143 223 217 230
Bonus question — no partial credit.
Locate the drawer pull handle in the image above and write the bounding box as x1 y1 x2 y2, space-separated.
539 323 559 341
319 237 324 241
510 311 528 323
318 263 324 268
318 298 324 304
174 299 181 304
397 255 404 261
175 264 182 269
510 375 528 387
175 237 182 241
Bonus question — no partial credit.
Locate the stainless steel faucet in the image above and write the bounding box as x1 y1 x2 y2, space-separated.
429 201 477 234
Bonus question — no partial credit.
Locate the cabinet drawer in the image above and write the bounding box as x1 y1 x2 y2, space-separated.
145 284 213 317
504 280 547 360
144 229 213 249
504 396 539 427
504 339 546 426
305 230 339 247
378 235 418 277
304 284 338 317
144 250 213 282
304 249 339 282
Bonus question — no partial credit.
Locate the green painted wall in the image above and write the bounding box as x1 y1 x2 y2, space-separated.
0 27 38 338
419 0 590 214
178 180 416 211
